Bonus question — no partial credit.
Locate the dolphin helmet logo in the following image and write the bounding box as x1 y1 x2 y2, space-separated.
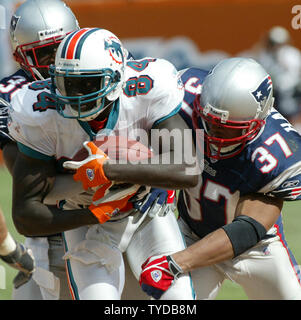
104 38 124 64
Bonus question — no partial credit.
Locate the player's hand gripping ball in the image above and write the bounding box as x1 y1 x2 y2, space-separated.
63 136 154 223
63 141 110 190
63 136 153 190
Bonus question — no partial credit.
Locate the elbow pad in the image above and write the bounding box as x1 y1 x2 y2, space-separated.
222 215 267 257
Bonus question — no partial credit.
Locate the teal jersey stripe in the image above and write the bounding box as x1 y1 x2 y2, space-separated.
17 142 54 161
62 233 80 300
74 28 99 59
152 102 182 128
178 219 196 300
104 98 120 132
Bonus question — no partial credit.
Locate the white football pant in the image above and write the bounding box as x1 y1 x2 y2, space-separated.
11 235 148 300
63 209 195 300
12 235 71 300
178 218 301 300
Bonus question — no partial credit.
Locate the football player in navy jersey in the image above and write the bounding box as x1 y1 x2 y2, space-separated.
0 0 80 300
139 57 301 300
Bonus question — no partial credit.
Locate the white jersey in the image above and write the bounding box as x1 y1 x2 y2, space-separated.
7 59 196 301
8 58 183 163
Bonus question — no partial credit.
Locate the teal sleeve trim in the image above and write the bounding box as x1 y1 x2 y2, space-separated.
17 142 54 161
152 102 182 128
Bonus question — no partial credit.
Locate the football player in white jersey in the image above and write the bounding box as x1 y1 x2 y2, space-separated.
2 0 168 300
8 28 197 300
0 0 80 299
139 58 301 300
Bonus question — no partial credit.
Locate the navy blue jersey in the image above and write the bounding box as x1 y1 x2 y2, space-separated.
178 67 301 239
0 69 33 149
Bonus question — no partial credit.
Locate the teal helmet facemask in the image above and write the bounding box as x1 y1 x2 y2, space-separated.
49 28 126 121
49 65 121 120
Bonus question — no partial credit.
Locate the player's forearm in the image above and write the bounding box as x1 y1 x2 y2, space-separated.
171 228 234 272
12 202 98 237
103 152 199 189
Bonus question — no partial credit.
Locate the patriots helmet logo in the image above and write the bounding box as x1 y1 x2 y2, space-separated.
104 38 124 65
10 15 20 38
251 76 272 108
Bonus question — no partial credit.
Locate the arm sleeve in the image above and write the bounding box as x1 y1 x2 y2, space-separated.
258 161 301 200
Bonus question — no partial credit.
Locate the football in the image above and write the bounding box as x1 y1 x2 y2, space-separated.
72 135 154 162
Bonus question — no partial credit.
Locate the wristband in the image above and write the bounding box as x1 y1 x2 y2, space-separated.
0 232 16 256
166 255 183 279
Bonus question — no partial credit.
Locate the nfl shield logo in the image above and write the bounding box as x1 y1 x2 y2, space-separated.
151 270 162 283
86 168 94 181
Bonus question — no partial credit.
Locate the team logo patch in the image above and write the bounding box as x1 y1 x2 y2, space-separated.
106 208 120 218
104 37 124 64
251 76 272 108
281 180 300 188
151 270 162 283
86 168 95 181
281 180 299 188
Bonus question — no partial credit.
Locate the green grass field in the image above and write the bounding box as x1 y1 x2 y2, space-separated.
0 166 301 300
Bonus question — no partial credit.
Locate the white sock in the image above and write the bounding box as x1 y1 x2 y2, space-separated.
0 232 17 256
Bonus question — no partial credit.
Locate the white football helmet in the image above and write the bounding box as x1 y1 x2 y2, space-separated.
193 57 274 159
49 28 126 121
10 0 79 80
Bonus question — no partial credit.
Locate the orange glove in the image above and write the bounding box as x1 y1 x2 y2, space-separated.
63 141 110 190
89 183 140 224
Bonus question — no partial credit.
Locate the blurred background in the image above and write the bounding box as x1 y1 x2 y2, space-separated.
2 0 301 130
1 0 301 300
